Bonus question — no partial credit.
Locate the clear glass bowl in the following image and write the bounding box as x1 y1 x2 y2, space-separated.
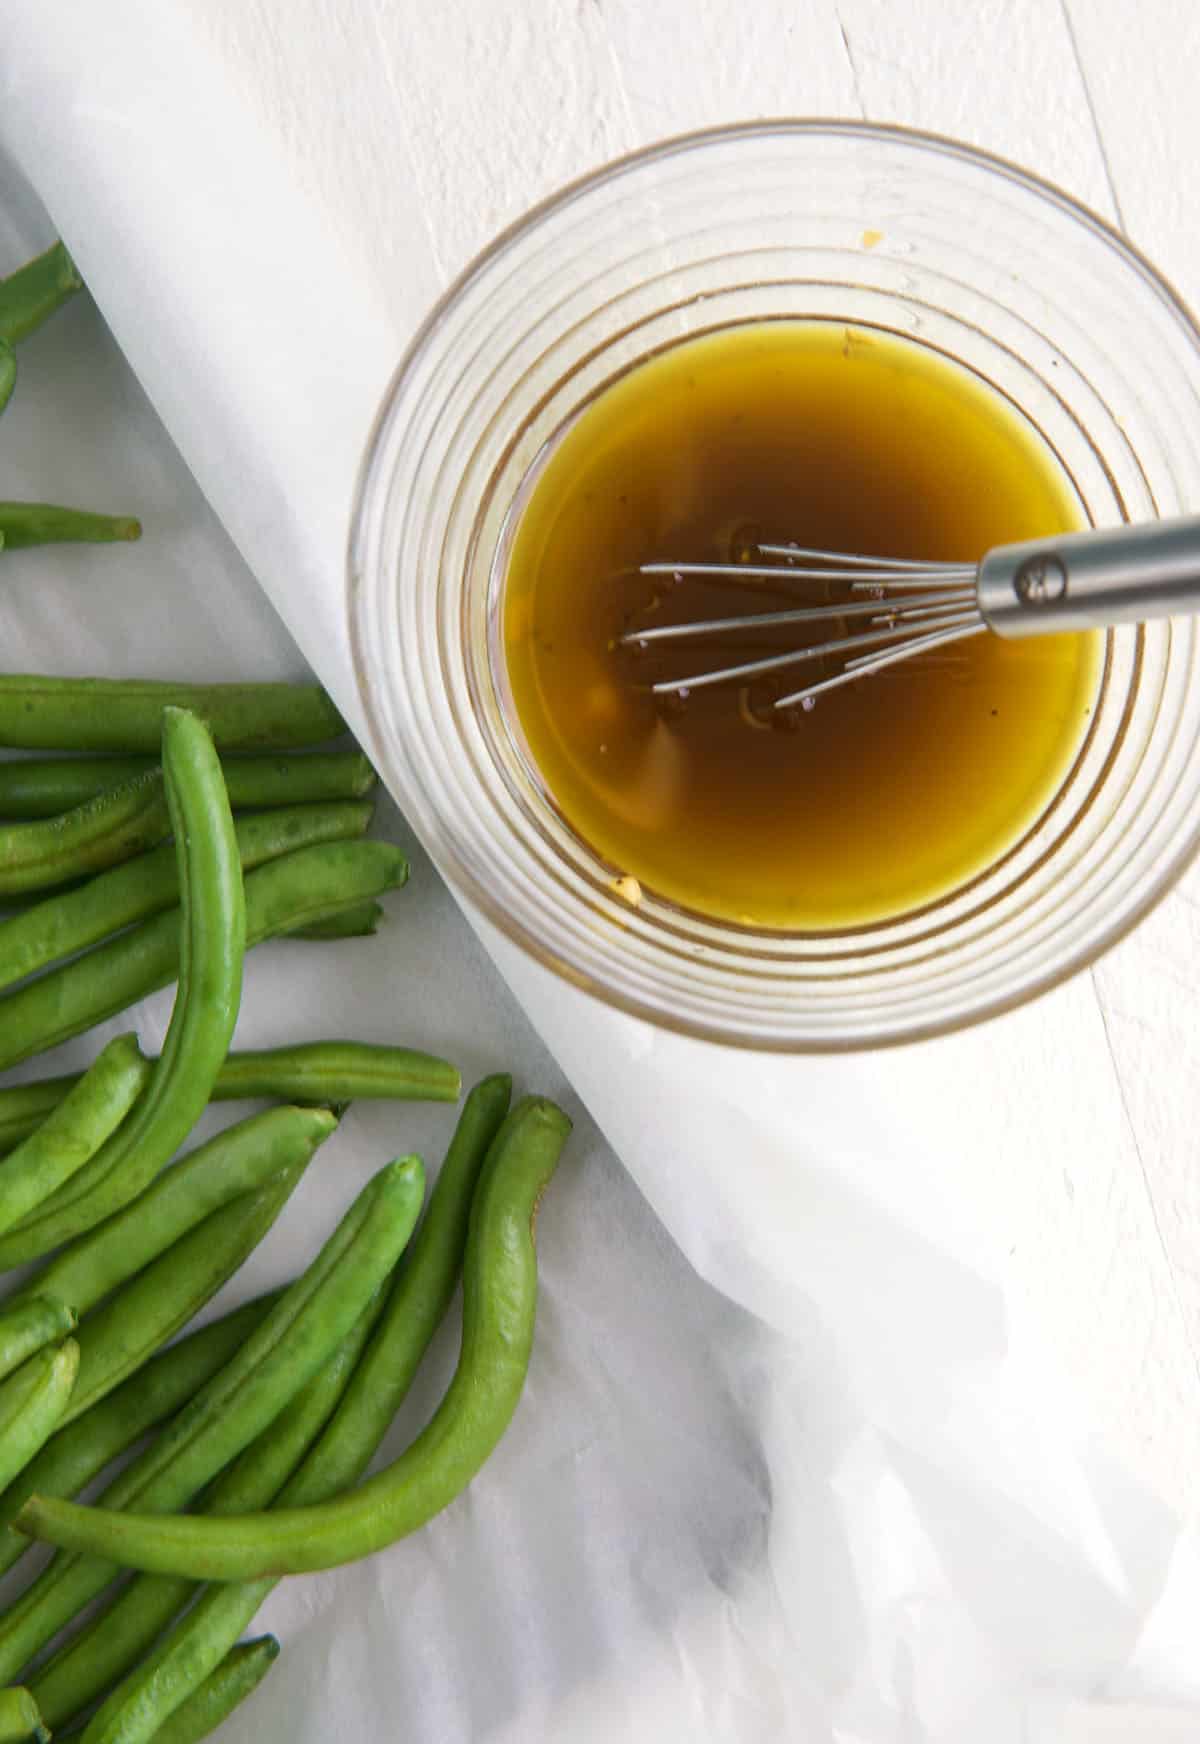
349 121 1200 1051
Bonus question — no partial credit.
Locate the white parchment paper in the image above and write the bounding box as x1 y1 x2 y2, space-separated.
1 2 1198 1737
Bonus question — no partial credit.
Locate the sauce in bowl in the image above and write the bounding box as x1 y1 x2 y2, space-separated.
502 321 1100 930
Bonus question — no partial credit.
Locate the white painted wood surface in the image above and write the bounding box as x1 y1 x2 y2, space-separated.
178 0 1200 1526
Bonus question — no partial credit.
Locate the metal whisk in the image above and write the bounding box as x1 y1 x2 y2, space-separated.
621 516 1200 709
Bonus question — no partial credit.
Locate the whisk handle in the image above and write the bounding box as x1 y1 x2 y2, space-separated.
979 514 1200 637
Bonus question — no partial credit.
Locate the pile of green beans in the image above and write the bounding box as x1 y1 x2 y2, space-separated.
0 710 570 1741
0 799 375 997
12 1105 337 1306
0 1296 279 1578
0 1157 425 1686
0 838 408 1071
0 771 171 897
0 1076 570 1743
0 245 576 1738
28 706 247 1248
35 1093 572 1583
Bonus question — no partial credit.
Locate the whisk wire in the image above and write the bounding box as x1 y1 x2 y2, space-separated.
779 619 987 707
756 542 975 576
625 541 991 708
626 588 977 647
648 610 980 696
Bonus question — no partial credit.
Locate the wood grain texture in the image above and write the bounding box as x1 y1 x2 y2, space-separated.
179 0 1200 1517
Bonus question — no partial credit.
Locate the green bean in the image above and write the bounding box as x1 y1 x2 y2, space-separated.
0 677 343 753
0 894 381 945
0 839 408 1072
0 772 168 898
0 1158 422 1685
197 1042 459 1106
0 344 14 418
0 1295 280 1580
37 1296 385 1731
291 1073 512 1487
19 1099 568 1579
289 901 383 940
0 242 82 346
9 1106 337 1302
0 505 141 550
147 1640 278 1744
61 1163 308 1429
0 1029 446 1160
0 1037 150 1236
0 801 372 998
7 708 247 1251
0 1299 75 1384
0 1686 48 1744
0 751 375 819
0 1342 78 1491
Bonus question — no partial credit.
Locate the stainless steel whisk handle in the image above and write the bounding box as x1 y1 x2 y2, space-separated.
978 514 1200 638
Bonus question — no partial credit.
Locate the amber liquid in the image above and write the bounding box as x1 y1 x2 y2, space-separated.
501 321 1100 930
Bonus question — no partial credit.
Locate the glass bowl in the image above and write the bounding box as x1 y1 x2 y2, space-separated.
348 121 1200 1051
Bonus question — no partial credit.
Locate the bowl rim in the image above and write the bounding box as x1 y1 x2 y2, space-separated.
347 117 1200 1052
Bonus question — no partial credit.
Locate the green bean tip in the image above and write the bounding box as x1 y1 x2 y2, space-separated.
33 1294 77 1333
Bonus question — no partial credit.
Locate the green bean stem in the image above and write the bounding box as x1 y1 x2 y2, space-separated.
0 772 168 898
145 1640 279 1744
2 710 246 1250
0 1299 76 1384
0 677 344 753
0 1036 151 1236
0 801 372 999
0 505 141 550
0 1342 78 1491
0 1158 422 1684
0 344 14 418
0 1295 280 1580
0 839 408 1072
17 1097 567 1578
10 1106 337 1305
0 751 375 819
0 242 82 346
